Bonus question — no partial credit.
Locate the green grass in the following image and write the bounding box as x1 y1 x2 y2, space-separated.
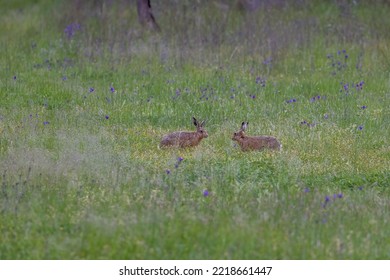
0 0 389 259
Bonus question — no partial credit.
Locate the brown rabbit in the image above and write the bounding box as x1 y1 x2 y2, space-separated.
160 117 208 148
232 122 281 151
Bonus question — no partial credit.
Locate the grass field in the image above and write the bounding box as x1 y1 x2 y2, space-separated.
0 0 389 259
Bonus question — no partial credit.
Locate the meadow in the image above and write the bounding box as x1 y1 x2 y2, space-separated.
0 0 389 259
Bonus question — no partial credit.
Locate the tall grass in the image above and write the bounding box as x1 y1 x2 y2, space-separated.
0 0 389 259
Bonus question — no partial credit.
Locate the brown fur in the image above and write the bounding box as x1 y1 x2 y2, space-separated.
232 122 281 151
160 117 208 148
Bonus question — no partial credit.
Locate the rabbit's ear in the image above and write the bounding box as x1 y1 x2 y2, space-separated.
200 120 206 127
193 117 198 126
241 122 248 131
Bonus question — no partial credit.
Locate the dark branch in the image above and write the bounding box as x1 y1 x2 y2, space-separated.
136 0 160 32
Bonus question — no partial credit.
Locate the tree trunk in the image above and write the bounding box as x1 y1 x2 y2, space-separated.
236 0 262 11
136 0 160 32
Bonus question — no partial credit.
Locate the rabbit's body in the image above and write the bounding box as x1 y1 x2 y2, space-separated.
235 135 281 151
232 122 281 151
160 117 208 148
161 131 205 148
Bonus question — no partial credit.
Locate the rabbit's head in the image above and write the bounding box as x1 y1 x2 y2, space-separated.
194 117 208 139
232 121 248 141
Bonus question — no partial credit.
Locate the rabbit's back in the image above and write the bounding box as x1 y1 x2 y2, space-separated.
241 135 281 151
160 131 201 148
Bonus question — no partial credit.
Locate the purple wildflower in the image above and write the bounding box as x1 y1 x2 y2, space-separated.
323 196 331 208
174 157 184 168
286 98 297 103
110 86 115 93
310 95 323 102
203 190 209 197
13 75 17 80
356 81 364 90
43 121 50 125
263 57 272 65
105 115 109 120
360 105 367 109
64 23 81 39
358 125 364 131
89 87 95 93
255 77 266 87
324 114 329 119
304 187 310 193
165 169 171 175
